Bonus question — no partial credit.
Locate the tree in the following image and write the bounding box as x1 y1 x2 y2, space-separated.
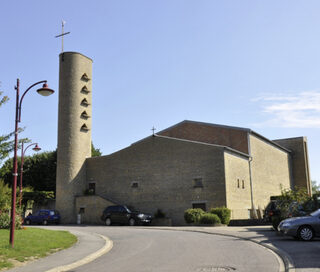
91 142 102 157
311 180 320 195
0 151 57 192
1 141 102 193
0 90 11 164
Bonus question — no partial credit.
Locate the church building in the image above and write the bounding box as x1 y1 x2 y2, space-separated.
55 52 311 225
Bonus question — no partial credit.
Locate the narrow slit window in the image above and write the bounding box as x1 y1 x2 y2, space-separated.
242 180 245 189
237 179 240 188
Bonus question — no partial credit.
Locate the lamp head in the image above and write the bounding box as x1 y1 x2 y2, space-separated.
32 144 41 152
37 83 54 97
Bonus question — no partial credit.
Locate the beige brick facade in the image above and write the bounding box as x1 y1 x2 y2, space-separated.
249 134 292 209
224 151 251 219
56 52 93 223
54 52 311 224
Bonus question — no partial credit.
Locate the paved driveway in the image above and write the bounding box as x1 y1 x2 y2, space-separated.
71 226 280 272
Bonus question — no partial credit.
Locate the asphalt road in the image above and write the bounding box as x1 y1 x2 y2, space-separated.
68 226 280 272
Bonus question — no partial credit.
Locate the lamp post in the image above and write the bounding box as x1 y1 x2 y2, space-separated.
10 79 54 247
19 142 41 209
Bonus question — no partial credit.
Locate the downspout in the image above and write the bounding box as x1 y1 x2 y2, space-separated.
248 133 257 219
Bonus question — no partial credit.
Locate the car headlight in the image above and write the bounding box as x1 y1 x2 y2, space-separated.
282 222 292 228
137 214 144 219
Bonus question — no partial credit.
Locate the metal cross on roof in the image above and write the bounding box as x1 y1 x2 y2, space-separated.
151 126 156 136
55 20 71 53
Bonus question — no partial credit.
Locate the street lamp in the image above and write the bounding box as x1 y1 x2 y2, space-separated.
19 142 41 209
10 79 54 247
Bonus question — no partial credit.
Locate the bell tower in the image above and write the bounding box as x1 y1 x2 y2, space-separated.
56 52 93 223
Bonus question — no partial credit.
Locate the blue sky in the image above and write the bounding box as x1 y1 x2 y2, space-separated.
0 1 319 185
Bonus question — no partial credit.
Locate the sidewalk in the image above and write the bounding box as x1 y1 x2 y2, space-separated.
7 228 112 272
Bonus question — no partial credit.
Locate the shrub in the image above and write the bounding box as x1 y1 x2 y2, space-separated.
210 207 231 225
0 212 22 229
184 208 205 223
199 213 221 225
154 209 165 218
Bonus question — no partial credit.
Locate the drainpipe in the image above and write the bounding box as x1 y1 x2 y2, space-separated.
248 134 257 219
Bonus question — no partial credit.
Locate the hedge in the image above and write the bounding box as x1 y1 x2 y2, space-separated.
199 213 221 225
210 207 231 225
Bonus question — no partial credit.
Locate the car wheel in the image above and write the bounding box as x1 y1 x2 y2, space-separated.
43 220 48 225
129 218 135 226
25 219 31 225
105 218 112 226
298 226 314 241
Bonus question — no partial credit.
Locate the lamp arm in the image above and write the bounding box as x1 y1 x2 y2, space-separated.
22 143 38 157
18 80 47 122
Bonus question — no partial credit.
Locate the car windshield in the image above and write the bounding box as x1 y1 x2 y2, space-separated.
310 209 320 217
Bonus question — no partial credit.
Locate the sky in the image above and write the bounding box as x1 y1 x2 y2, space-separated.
0 1 319 185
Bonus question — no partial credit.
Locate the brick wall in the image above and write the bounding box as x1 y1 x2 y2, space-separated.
224 151 251 219
273 137 311 195
159 121 249 154
249 134 291 209
86 136 227 225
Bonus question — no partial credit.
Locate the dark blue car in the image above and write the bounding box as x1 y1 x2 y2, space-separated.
24 209 60 225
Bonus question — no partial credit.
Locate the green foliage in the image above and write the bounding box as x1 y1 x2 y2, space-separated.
0 91 8 107
154 209 165 219
0 228 77 269
0 180 11 211
0 212 22 229
199 213 221 225
312 180 320 195
91 142 102 157
210 207 231 225
0 151 57 193
184 208 205 223
272 187 312 229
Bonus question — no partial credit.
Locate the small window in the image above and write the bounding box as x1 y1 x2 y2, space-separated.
81 73 90 81
89 182 95 194
193 178 203 188
131 182 139 188
79 208 85 214
81 124 90 132
242 180 245 189
81 98 90 107
192 203 206 211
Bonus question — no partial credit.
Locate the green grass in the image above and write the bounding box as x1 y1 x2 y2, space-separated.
0 228 77 270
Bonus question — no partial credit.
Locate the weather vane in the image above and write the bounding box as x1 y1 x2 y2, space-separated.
55 20 71 53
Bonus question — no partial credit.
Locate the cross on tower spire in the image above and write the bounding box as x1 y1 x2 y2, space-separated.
55 20 71 53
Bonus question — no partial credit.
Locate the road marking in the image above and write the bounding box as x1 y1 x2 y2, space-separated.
46 234 113 272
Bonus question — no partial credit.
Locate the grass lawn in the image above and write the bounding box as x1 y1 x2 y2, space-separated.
0 228 77 270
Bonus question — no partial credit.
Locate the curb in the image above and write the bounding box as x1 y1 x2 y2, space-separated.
45 234 113 272
144 227 295 272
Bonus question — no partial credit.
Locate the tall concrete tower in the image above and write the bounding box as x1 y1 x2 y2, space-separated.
56 52 93 223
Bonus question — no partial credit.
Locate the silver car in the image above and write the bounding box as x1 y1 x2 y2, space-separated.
278 209 320 241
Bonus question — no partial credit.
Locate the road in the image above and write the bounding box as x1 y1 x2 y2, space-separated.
66 226 280 272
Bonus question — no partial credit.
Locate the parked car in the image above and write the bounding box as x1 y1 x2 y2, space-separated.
278 209 320 241
263 200 281 222
101 205 153 226
24 209 60 225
